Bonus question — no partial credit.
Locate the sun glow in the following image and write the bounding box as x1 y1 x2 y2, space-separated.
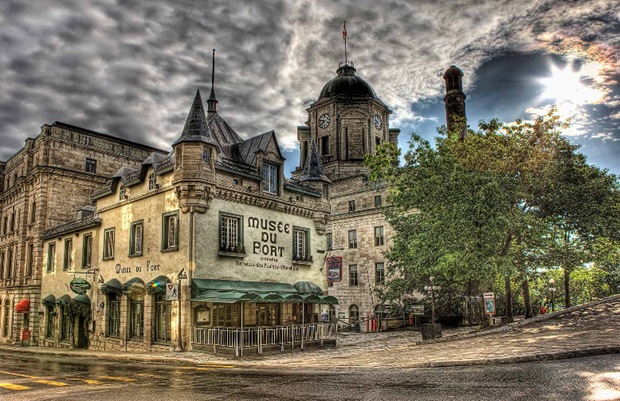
538 62 604 106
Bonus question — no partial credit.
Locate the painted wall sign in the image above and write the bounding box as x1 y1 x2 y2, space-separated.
247 217 290 259
69 277 91 295
114 261 161 274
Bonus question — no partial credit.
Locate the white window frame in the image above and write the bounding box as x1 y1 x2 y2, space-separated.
262 162 278 194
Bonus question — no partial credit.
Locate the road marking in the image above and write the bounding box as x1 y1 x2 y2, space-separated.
0 370 38 379
135 373 164 379
0 383 31 391
67 378 103 385
98 375 137 382
33 379 68 387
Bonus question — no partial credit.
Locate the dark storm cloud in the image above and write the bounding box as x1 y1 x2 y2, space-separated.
0 0 619 174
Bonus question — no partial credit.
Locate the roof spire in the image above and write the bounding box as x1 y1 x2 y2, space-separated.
342 21 348 64
207 49 218 114
173 89 217 146
299 138 331 183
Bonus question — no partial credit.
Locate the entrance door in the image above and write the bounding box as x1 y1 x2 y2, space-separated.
76 316 89 348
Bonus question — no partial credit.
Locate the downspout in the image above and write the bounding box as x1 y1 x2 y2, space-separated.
187 208 195 351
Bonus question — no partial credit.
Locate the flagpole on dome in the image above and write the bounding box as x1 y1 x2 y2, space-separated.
342 21 348 64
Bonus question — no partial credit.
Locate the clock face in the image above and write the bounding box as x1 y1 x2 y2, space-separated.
318 113 331 129
373 115 383 130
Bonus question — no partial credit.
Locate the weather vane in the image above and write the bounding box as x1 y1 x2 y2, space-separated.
342 21 348 64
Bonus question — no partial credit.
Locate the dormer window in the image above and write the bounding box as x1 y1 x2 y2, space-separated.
148 173 157 190
262 162 278 195
119 186 126 200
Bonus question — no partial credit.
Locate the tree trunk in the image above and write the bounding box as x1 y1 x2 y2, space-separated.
505 275 513 323
522 276 532 318
564 268 571 308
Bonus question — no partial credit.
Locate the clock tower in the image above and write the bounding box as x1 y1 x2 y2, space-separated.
293 61 400 186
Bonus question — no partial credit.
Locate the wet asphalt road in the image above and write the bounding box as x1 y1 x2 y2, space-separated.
0 351 619 401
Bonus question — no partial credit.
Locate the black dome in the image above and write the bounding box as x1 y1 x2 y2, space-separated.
319 64 376 99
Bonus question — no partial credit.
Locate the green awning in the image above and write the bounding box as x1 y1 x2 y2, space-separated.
282 294 305 303
146 275 172 295
122 277 145 294
301 294 322 304
192 279 298 295
56 294 71 305
294 281 324 295
73 294 90 304
190 278 338 305
41 294 56 307
258 293 285 303
319 295 339 305
190 290 261 304
101 278 122 295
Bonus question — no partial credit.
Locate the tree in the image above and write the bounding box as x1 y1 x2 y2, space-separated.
367 109 620 322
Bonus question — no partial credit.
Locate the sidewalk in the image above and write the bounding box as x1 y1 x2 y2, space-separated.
2 295 619 370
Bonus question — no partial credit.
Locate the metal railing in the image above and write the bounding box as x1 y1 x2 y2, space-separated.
191 323 336 355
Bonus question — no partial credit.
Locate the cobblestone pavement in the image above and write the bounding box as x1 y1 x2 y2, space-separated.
2 296 619 369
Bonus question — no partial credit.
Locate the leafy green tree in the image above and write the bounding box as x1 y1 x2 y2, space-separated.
368 110 620 322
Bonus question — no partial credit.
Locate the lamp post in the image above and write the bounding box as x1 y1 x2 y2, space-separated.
548 278 556 312
175 268 188 352
424 276 441 324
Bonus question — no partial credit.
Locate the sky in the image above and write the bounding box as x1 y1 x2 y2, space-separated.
0 0 619 177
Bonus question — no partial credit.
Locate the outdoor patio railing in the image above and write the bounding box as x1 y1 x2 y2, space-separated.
191 323 337 355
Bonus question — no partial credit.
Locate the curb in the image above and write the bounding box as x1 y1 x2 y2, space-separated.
415 293 620 346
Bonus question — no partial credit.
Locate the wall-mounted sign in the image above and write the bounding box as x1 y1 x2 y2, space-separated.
166 284 179 301
69 277 92 295
326 256 342 282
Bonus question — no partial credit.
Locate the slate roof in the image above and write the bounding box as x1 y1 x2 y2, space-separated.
299 138 331 183
173 90 218 147
42 216 102 240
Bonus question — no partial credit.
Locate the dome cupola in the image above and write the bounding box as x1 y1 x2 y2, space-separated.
318 62 377 100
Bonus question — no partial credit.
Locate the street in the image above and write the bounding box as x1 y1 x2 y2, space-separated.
1 351 619 400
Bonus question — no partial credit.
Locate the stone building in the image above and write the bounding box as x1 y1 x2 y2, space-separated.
0 122 165 345
7 52 467 352
291 61 400 329
39 84 337 354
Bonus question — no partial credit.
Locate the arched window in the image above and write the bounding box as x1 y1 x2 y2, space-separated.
2 300 9 337
129 290 145 340
107 293 121 337
348 304 359 325
60 305 71 342
153 293 171 343
45 305 55 339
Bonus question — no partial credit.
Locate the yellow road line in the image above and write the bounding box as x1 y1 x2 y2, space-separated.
98 375 137 382
0 383 31 391
67 378 103 385
0 370 38 379
33 380 67 387
135 373 163 379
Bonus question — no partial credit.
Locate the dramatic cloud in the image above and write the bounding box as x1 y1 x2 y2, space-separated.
0 0 619 174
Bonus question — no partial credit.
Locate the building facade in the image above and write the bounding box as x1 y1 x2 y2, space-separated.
39 88 336 353
6 57 467 351
0 123 165 345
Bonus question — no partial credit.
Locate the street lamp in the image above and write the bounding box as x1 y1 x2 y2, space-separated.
548 278 556 312
424 276 441 324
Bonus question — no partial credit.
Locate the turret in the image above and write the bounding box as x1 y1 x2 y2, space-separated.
443 65 467 140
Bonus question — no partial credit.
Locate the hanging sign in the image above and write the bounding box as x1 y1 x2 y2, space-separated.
69 277 91 295
166 283 179 301
326 256 342 282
